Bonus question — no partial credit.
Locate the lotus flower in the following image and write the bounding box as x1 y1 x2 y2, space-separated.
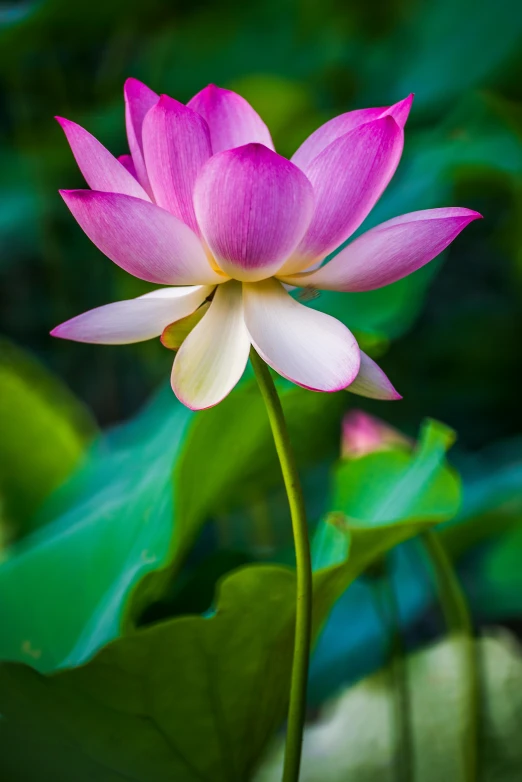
341 410 412 458
51 80 481 410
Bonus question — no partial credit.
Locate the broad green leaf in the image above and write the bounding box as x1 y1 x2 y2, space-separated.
0 418 459 781
312 419 459 571
0 379 343 672
307 419 460 703
0 385 193 672
311 420 460 631
0 339 94 538
131 379 345 618
309 433 522 706
176 379 344 535
257 631 522 782
0 566 297 782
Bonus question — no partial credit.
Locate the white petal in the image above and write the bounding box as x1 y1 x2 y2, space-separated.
346 352 402 400
51 286 213 345
243 278 360 392
171 281 251 410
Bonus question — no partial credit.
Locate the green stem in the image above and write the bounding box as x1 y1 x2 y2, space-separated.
422 530 472 633
373 565 413 782
250 348 312 782
422 530 477 781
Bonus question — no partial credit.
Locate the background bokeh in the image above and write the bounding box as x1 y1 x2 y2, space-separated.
1 0 522 779
1 0 521 440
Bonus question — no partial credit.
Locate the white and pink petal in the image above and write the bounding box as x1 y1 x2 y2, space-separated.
56 117 149 200
188 84 274 154
280 207 482 291
346 352 401 400
142 95 212 233
194 144 314 282
51 286 212 345
243 278 360 392
171 281 250 410
60 190 225 285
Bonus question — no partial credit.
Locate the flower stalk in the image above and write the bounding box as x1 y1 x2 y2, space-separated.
422 530 477 782
250 347 312 782
372 565 413 782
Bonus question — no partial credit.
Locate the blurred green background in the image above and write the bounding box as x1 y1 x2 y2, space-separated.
1 0 522 779
1 0 521 440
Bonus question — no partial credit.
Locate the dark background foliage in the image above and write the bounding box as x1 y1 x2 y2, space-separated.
1 0 521 444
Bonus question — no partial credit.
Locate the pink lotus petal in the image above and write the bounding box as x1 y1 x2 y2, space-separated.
118 154 137 179
124 77 159 196
342 409 410 458
51 286 212 345
142 95 212 233
171 281 250 410
291 94 413 171
243 278 360 391
56 117 149 200
345 352 402 400
60 190 225 286
280 116 404 274
383 94 414 128
280 208 482 291
193 143 314 282
188 84 274 154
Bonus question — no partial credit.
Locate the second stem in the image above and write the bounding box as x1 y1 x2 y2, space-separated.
422 529 477 782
